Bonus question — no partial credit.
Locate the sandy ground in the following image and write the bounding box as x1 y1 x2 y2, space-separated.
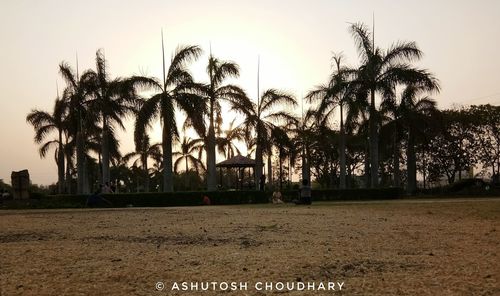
0 198 499 296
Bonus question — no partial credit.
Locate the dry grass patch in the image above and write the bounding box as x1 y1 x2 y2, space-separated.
0 198 499 295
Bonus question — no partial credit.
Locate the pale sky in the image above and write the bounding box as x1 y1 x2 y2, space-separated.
1 0 499 185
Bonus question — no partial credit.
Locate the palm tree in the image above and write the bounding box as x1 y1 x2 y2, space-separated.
59 62 95 194
123 134 161 192
296 108 318 184
269 125 292 190
349 22 439 187
233 89 297 189
87 49 154 186
398 85 437 194
84 122 122 189
173 136 205 174
306 53 361 189
202 55 247 190
217 118 244 159
135 42 203 192
26 97 68 193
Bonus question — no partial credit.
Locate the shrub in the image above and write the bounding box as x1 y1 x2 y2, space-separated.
279 187 402 202
5 190 271 209
3 188 404 209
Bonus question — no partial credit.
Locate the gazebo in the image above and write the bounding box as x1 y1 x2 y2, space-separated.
216 155 260 189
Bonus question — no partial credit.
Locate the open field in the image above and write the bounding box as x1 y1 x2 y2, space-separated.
1 198 499 295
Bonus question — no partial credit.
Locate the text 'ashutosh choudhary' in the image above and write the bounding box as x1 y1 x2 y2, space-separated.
255 281 345 291
169 281 345 291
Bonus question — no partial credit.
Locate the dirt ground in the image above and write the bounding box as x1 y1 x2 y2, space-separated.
1 198 499 296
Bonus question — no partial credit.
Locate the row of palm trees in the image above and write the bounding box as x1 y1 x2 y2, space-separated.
27 22 439 194
306 23 439 193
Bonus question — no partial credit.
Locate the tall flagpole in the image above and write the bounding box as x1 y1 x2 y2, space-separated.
372 12 375 51
76 52 79 80
257 55 260 111
161 29 166 89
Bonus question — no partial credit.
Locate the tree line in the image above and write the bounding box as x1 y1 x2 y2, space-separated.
26 22 500 194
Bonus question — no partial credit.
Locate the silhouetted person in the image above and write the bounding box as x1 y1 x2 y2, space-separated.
259 174 266 191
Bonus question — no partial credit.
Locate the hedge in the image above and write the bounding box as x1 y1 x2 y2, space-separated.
280 187 402 202
1 188 405 209
417 178 500 196
2 190 272 209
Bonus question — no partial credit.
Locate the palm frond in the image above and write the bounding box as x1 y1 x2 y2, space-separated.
349 22 373 61
260 89 297 113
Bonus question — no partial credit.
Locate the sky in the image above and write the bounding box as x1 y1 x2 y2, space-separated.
1 0 499 185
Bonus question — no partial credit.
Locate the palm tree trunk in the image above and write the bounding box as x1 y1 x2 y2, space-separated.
393 123 400 187
101 117 110 185
255 139 263 190
407 127 417 195
267 149 273 190
207 102 217 191
328 157 334 188
302 146 311 183
64 136 71 193
279 148 283 191
288 153 292 184
369 89 379 188
83 156 89 194
185 156 190 189
364 139 371 188
162 118 174 192
98 153 102 185
65 155 71 194
339 104 346 189
57 130 65 194
347 161 351 188
76 130 85 194
422 150 427 189
143 155 150 192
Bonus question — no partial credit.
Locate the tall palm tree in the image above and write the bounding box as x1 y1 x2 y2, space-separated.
87 49 154 185
202 55 247 190
349 22 439 187
233 89 297 189
59 62 95 194
135 42 203 192
398 85 437 194
26 97 68 193
84 122 122 189
123 134 161 192
306 53 361 189
269 125 292 190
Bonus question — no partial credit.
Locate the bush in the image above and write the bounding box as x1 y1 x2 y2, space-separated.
447 178 486 193
279 187 402 202
416 178 500 197
2 190 271 209
2 188 404 209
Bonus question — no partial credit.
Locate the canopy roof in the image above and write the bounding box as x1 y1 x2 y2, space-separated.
216 155 260 168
